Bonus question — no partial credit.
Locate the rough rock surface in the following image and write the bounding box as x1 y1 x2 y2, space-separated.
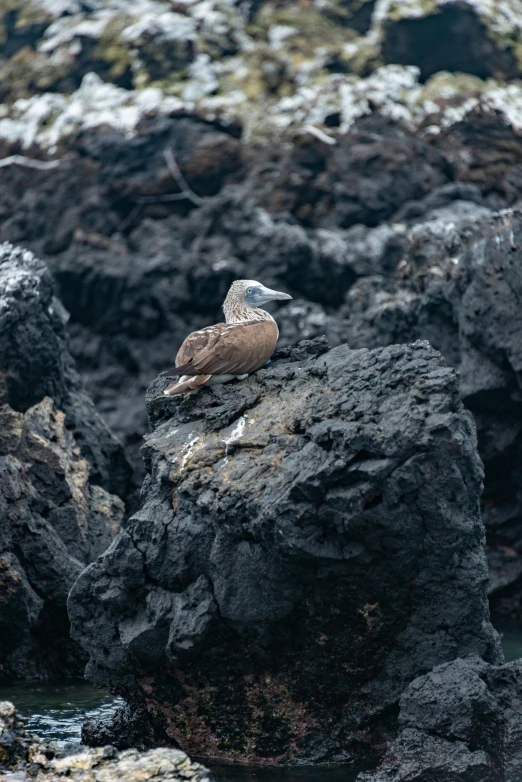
361 656 522 781
3 110 522 614
68 338 501 765
0 700 212 782
337 209 522 619
82 703 157 751
0 243 131 681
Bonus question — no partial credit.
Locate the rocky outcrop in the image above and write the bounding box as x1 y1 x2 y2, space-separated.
3 0 522 505
0 700 212 782
3 109 514 484
0 243 132 681
3 107 522 614
336 209 522 619
68 338 501 765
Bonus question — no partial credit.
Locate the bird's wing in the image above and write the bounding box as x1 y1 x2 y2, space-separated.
163 321 278 377
176 324 224 367
160 324 224 376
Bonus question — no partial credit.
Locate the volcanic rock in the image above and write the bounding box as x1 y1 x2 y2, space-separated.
361 656 522 781
0 243 131 681
380 0 522 82
0 700 212 782
69 338 501 765
339 209 522 619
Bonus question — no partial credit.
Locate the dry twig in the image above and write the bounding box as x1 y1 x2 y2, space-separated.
298 125 337 145
0 154 61 170
130 148 204 206
163 148 204 206
120 147 204 232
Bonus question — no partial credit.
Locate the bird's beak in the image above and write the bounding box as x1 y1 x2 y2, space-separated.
258 285 292 303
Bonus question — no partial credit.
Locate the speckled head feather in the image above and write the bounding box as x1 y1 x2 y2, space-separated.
223 279 292 323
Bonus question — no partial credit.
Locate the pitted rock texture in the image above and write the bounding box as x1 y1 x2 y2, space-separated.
0 700 212 782
69 338 501 765
361 656 522 781
337 209 522 618
3 114 522 613
0 243 131 681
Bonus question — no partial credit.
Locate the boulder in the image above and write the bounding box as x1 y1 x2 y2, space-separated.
359 728 494 782
0 243 131 681
361 656 522 781
69 338 500 764
339 209 522 618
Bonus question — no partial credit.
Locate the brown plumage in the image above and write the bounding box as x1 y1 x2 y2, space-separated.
162 280 292 396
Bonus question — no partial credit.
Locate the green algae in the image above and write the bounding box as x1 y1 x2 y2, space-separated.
0 47 69 101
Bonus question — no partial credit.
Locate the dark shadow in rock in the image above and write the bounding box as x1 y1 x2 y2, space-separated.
382 4 520 82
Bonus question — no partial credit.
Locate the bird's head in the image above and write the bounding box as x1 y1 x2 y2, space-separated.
231 279 293 306
223 279 292 323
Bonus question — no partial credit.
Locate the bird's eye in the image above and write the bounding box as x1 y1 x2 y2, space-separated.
246 287 253 294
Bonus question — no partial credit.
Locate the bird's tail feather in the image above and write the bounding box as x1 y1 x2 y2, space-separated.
159 363 194 377
163 374 212 396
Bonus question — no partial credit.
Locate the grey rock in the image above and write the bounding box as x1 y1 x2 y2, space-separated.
362 656 522 781
399 658 501 754
0 554 43 654
69 338 500 764
340 209 522 615
359 728 494 782
0 243 130 680
82 703 156 750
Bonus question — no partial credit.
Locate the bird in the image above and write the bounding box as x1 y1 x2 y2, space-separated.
162 279 292 396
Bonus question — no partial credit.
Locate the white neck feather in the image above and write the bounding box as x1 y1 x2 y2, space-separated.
223 301 275 325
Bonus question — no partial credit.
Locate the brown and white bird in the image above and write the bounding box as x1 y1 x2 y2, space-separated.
162 279 292 396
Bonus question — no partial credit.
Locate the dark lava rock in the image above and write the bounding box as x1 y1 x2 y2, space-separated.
359 727 494 782
0 110 517 487
339 209 522 619
2 97 522 624
248 115 451 229
0 243 131 681
0 115 241 257
82 703 157 751
69 338 501 765
381 0 521 82
361 656 522 781
433 108 522 207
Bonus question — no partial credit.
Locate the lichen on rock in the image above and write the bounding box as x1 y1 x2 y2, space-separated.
2 0 522 144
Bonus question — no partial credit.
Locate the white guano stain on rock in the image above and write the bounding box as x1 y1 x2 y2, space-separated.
0 73 184 149
222 415 247 464
179 434 200 470
2 0 522 146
